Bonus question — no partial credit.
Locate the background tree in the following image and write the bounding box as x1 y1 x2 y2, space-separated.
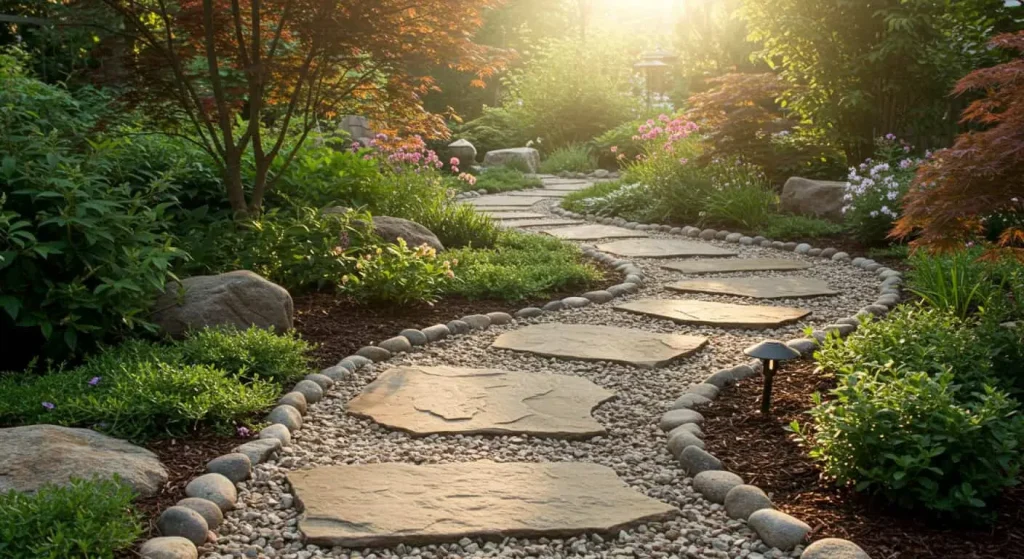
674 0 759 95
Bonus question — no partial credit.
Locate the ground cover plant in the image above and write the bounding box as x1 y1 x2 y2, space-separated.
539 144 598 174
471 166 543 193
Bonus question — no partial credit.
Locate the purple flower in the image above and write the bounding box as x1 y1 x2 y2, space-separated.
885 133 896 141
42 402 55 411
236 426 251 438
88 376 101 387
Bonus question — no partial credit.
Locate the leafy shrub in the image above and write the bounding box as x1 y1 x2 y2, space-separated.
761 216 847 241
271 138 386 208
444 232 603 301
794 366 1024 520
592 117 654 168
0 477 142 559
180 327 312 385
343 239 455 305
472 167 542 193
702 159 778 230
867 244 910 262
454 106 530 157
562 181 654 222
842 136 921 245
539 144 598 174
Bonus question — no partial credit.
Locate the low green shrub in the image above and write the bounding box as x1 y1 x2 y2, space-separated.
343 239 455 305
539 144 598 174
472 167 542 193
761 215 847 241
562 181 653 221
794 366 1024 520
444 232 603 301
0 477 142 559
180 327 312 385
702 160 779 230
591 118 650 168
454 106 530 157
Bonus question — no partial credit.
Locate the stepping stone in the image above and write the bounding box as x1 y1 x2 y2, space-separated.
596 239 737 259
544 184 593 191
492 323 707 368
482 211 548 220
661 258 812 274
542 224 648 241
469 196 545 207
288 462 677 547
346 366 614 438
615 299 811 329
472 206 539 212
506 190 572 198
499 219 583 229
667 276 838 299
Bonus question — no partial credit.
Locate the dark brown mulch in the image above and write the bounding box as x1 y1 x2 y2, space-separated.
699 360 1024 558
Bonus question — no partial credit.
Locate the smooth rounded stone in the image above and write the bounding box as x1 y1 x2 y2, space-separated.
880 269 902 279
782 242 799 251
771 241 786 250
232 438 281 465
659 224 674 232
670 393 711 410
485 312 513 325
864 262 882 272
794 243 812 254
725 484 773 520
379 335 414 354
819 248 838 258
786 338 819 356
635 224 651 231
669 227 683 235
562 296 592 309
267 404 303 432
278 390 308 414
668 422 704 439
823 323 857 337
542 300 566 312
705 365 753 389
291 379 324 405
356 345 392 362
693 471 744 504
751 236 766 244
582 290 614 304
881 277 902 289
258 424 291 445
184 473 237 511
157 505 209 545
810 329 828 343
206 453 251 483
624 274 645 285
685 227 701 237
726 232 743 243
862 304 889 316
140 537 198 559
832 251 851 261
176 497 224 530
748 509 811 551
620 265 644 276
304 372 334 390
624 222 639 229
732 364 757 380
608 282 640 295
739 236 755 245
462 314 492 330
666 431 705 458
715 230 731 240
515 307 544 318
699 229 718 240
801 538 871 559
678 446 723 475
876 293 900 306
851 257 867 266
344 355 373 369
400 328 429 346
836 317 861 327
447 320 472 335
422 324 451 342
687 383 720 400
748 358 765 374
760 240 773 248
659 409 705 431
807 248 822 257
320 365 349 381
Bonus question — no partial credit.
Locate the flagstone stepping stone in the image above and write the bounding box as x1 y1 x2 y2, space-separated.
484 211 548 220
346 366 613 438
542 224 648 241
492 323 707 368
506 190 572 198
596 239 737 259
661 258 812 274
666 277 838 299
288 461 677 547
614 299 811 329
544 184 593 191
499 219 583 229
473 206 540 212
469 196 546 207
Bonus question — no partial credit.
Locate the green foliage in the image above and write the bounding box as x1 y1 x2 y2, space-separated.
701 160 778 230
761 216 847 241
908 249 1024 321
454 107 530 157
272 140 385 208
444 232 603 301
794 366 1024 520
0 477 142 559
562 181 653 222
867 244 910 262
180 327 313 385
471 167 542 193
591 119 648 168
539 144 598 174
842 137 920 245
343 239 456 305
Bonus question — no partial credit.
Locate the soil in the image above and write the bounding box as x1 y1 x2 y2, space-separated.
699 360 1024 558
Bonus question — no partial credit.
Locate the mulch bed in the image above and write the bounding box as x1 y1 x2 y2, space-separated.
700 360 1024 558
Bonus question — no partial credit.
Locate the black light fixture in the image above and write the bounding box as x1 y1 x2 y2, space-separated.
634 47 677 109
743 340 801 414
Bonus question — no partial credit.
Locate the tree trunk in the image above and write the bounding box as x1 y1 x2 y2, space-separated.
224 152 248 215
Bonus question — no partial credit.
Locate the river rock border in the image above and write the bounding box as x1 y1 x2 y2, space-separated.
551 202 898 559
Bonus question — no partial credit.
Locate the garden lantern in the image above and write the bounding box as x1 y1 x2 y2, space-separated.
743 340 800 414
634 47 677 108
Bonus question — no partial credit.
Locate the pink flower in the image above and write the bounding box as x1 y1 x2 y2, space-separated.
679 157 689 165
451 166 459 174
450 157 460 166
610 146 618 153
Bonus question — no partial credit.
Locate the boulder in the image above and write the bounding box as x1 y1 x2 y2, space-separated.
0 425 167 497
483 147 541 173
152 270 293 339
781 177 848 222
447 139 478 164
369 216 444 252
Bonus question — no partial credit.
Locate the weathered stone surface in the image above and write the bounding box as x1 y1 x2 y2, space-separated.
421 324 450 342
781 177 847 222
259 424 291 445
461 314 492 330
541 224 649 241
184 473 237 511
667 277 838 299
492 324 707 369
447 139 477 163
515 307 544 318
669 393 711 410
267 405 302 432
232 439 281 466
288 461 677 547
469 195 546 207
400 329 428 346
157 506 209 545
347 366 613 438
801 538 871 559
595 239 737 259
473 205 543 212
687 383 720 400
505 190 572 198
0 425 167 497
666 431 704 458
661 258 812 274
140 537 198 559
176 497 224 530
378 336 413 354
500 219 583 228
615 299 811 329
724 484 773 520
356 346 392 362
659 409 704 431
748 509 811 551
292 380 323 404
678 446 722 475
483 211 548 220
486 312 514 325
370 216 444 252
483 147 541 173
206 453 251 483
152 270 292 339
693 471 744 504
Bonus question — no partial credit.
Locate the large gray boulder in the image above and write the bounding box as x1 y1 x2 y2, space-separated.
370 216 444 252
447 139 478 164
781 177 848 222
0 425 168 497
152 270 293 339
483 147 541 173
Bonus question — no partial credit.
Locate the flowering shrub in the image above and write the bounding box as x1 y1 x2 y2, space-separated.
842 135 922 245
343 239 456 305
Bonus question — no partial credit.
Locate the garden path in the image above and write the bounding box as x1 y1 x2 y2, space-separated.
204 176 882 559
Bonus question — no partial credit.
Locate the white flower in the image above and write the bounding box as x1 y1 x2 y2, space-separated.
870 210 879 218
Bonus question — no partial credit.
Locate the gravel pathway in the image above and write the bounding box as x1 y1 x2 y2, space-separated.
201 182 881 559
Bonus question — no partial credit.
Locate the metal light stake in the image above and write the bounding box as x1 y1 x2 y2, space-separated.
743 341 800 414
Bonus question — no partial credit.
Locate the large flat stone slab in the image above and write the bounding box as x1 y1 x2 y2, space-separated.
666 277 838 299
662 258 812 274
615 299 812 329
506 190 572 198
542 224 648 241
469 196 546 207
492 323 707 368
473 206 543 212
289 461 677 547
482 211 548 220
347 366 614 438
500 219 583 229
596 239 737 259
